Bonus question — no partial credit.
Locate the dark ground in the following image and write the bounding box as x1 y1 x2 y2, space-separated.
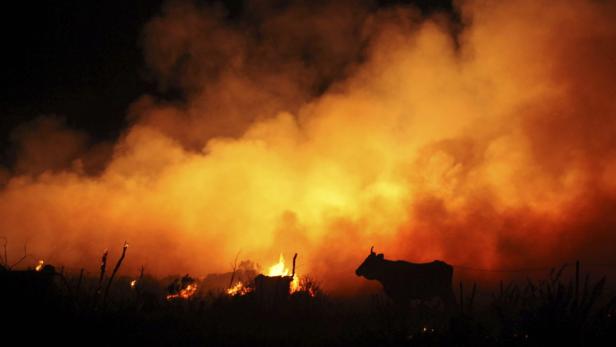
2 263 615 346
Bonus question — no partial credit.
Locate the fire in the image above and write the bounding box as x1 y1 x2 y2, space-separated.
35 260 44 272
227 254 307 297
267 254 290 277
226 281 252 296
166 283 198 300
130 279 137 288
267 254 300 293
1 0 616 293
166 274 198 300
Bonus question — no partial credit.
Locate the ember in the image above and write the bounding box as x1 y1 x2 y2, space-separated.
34 260 44 272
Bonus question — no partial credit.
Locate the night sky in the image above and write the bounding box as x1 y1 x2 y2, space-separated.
1 1 163 162
0 0 455 166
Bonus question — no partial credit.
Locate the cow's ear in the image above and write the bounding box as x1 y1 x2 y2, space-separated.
377 253 384 259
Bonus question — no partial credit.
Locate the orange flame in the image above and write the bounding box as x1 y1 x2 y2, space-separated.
166 283 198 300
3 1 616 293
130 279 137 289
267 254 300 293
226 281 252 296
35 260 44 272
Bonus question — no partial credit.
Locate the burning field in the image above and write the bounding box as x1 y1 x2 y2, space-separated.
2 0 616 291
1 0 616 344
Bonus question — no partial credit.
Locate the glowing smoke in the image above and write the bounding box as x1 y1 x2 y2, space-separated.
1 0 616 292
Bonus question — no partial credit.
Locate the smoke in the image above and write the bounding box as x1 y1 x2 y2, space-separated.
8 116 113 176
2 0 616 292
136 0 373 148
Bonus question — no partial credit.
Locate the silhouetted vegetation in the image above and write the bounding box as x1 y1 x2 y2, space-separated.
2 261 615 346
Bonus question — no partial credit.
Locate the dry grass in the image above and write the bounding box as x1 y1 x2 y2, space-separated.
2 263 615 346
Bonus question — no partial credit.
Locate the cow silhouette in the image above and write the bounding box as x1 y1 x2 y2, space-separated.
356 247 456 312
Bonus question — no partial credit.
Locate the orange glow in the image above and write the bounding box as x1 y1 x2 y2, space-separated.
166 283 198 300
130 279 137 288
267 254 291 277
226 281 251 296
34 260 44 272
267 254 300 293
1 0 616 293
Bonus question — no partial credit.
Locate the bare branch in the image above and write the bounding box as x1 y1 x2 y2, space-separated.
228 250 241 290
9 241 30 270
292 253 298 278
0 237 7 267
96 249 109 295
103 242 129 307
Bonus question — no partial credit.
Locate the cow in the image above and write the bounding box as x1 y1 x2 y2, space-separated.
355 247 456 312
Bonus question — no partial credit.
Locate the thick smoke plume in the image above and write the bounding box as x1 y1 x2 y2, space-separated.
2 0 616 292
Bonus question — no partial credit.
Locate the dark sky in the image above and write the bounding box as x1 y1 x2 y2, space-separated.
0 0 454 165
1 1 163 151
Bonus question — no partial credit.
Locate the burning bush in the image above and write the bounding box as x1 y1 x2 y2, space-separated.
166 274 198 300
226 253 319 302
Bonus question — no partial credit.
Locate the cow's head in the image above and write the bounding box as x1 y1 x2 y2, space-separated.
355 246 384 280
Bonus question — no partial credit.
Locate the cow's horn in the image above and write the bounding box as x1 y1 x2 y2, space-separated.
370 246 374 254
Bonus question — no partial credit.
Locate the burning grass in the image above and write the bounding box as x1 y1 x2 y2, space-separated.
2 255 615 346
166 274 198 300
225 253 317 298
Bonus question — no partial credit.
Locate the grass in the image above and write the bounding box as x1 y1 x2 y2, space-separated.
1 264 615 346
